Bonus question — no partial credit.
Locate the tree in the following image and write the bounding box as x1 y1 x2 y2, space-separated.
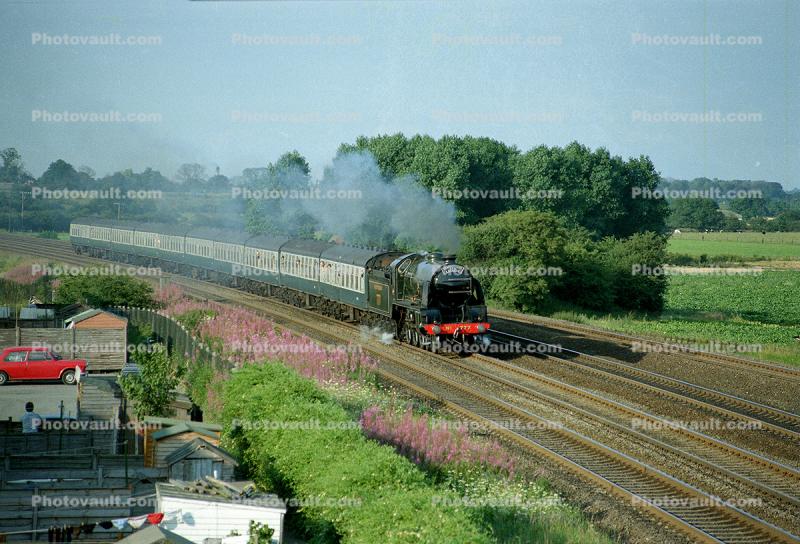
175 163 207 185
729 197 770 219
338 133 415 177
721 216 743 231
241 167 270 185
460 210 572 311
341 133 518 225
77 165 96 179
244 151 315 236
272 150 310 177
513 143 668 238
772 210 800 231
207 166 230 190
119 347 182 419
55 275 155 308
37 159 85 188
0 148 32 184
341 135 672 234
667 199 724 230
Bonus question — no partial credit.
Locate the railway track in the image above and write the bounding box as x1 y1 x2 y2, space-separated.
490 329 800 441
463 352 800 505
3 234 800 543
122 268 800 543
489 307 800 381
9 236 799 438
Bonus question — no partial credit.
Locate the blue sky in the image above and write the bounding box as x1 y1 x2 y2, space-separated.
1 0 797 187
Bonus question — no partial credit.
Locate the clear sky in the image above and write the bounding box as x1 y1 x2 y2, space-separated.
1 0 797 187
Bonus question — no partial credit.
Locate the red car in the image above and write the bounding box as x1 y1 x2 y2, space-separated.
0 347 87 385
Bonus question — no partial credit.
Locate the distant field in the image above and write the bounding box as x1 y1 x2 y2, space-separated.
547 270 800 366
668 232 800 260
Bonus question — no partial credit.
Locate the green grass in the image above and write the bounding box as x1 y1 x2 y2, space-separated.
0 251 34 274
0 229 70 241
534 271 800 366
668 232 800 260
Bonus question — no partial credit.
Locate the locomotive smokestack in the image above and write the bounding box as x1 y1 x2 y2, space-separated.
443 254 456 264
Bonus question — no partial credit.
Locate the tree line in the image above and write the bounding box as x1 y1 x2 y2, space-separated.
3 136 796 314
660 178 800 232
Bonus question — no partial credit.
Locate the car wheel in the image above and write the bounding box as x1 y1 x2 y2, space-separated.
0 372 7 385
61 369 76 385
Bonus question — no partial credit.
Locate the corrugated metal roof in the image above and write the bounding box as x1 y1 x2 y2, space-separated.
151 421 222 441
144 416 222 431
165 437 238 466
156 477 285 510
65 308 127 325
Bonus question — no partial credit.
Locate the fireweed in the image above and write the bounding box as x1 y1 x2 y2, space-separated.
159 287 516 479
360 405 516 476
157 287 377 386
3 262 47 284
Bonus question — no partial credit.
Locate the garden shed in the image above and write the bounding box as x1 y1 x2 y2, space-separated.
156 477 286 544
143 418 224 469
166 437 237 481
65 308 128 330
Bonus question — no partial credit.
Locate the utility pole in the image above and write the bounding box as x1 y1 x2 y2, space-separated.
19 191 25 231
114 202 121 220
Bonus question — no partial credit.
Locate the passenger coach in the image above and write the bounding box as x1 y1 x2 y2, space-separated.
70 218 490 351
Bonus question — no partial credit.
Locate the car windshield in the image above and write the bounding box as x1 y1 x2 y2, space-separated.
51 352 62 360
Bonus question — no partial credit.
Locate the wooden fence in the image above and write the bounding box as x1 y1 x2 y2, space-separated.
110 307 232 372
0 327 126 371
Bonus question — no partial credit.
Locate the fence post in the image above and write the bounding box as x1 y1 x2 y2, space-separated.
178 326 185 358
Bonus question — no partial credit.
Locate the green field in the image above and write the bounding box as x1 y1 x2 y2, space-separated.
549 270 800 365
0 229 70 241
668 232 800 260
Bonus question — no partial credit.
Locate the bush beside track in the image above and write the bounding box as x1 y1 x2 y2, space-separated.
222 363 492 544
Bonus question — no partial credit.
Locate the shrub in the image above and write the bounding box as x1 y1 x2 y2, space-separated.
248 520 275 543
55 274 155 308
461 210 669 312
119 347 183 419
554 237 614 310
223 364 491 544
599 232 668 312
460 210 572 311
175 308 217 331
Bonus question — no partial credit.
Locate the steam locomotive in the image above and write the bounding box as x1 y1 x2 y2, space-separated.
70 218 490 351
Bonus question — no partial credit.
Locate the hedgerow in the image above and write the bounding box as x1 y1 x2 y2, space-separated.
222 363 492 544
